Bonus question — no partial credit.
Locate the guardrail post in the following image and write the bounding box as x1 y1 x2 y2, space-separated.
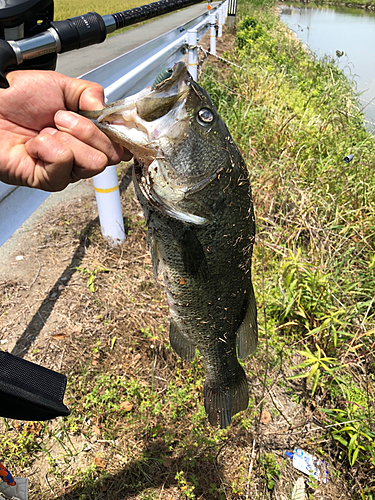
227 0 237 29
93 165 126 246
187 29 198 81
209 11 216 56
224 0 228 23
218 6 223 37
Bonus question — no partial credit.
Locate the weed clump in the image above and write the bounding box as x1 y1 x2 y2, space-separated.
236 17 264 48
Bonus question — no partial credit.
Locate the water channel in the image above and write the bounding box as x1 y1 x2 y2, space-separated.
279 3 375 127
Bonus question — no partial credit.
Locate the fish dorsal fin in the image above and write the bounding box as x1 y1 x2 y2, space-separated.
236 283 258 359
169 319 196 361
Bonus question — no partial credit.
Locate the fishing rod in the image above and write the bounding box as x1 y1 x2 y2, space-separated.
0 0 205 88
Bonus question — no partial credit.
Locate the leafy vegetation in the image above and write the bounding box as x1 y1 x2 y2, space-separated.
306 0 375 9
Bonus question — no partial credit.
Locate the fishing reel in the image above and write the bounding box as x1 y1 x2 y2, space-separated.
0 0 57 71
0 0 109 82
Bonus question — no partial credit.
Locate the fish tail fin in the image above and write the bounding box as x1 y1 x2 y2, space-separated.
203 368 249 428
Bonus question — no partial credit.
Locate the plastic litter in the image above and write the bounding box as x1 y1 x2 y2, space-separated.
286 447 328 483
0 477 28 500
344 154 354 163
0 462 14 486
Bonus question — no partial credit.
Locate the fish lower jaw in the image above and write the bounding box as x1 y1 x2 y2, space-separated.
104 122 152 148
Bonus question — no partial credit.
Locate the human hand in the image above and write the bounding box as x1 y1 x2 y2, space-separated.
0 70 132 192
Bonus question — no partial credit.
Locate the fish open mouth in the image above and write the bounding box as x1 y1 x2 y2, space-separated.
82 62 191 163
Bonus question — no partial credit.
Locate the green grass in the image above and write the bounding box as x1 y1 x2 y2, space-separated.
54 0 148 20
200 1 375 496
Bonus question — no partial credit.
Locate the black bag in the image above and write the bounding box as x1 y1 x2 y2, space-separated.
0 351 70 420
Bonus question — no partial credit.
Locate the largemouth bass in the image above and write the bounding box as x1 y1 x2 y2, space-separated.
83 62 257 428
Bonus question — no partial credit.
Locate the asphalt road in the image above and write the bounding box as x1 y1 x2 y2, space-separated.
56 2 211 78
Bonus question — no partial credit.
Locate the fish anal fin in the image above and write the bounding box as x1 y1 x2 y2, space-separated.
236 284 258 360
169 319 196 361
204 368 249 428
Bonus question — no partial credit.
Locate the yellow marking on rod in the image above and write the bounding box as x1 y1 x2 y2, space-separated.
94 185 119 194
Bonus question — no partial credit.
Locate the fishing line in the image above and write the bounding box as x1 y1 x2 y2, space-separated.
197 44 243 69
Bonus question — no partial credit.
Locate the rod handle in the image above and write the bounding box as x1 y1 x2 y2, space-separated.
0 39 17 88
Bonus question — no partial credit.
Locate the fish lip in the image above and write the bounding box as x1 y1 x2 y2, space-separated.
80 108 103 120
109 62 190 124
82 62 191 159
82 62 190 125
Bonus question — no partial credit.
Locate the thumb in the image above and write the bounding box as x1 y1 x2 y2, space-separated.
63 77 107 112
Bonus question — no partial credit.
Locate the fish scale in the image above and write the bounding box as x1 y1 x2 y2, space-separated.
82 62 258 428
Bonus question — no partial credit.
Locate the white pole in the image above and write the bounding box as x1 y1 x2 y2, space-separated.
209 11 216 56
187 29 198 81
93 165 126 246
218 6 223 37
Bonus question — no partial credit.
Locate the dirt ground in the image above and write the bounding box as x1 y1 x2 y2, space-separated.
0 31 361 500
0 165 356 500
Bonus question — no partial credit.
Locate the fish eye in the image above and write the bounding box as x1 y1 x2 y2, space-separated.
197 108 214 126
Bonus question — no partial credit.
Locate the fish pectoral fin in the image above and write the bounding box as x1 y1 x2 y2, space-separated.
236 284 258 360
147 231 164 280
169 319 196 361
204 368 249 429
180 228 209 280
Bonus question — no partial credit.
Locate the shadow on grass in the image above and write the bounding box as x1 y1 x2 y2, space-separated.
11 221 95 358
52 437 226 499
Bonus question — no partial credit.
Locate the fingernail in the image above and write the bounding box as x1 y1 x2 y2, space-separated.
43 127 58 136
55 110 79 130
85 96 105 109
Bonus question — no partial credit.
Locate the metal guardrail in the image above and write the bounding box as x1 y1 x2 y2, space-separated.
0 1 227 248
81 6 218 101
